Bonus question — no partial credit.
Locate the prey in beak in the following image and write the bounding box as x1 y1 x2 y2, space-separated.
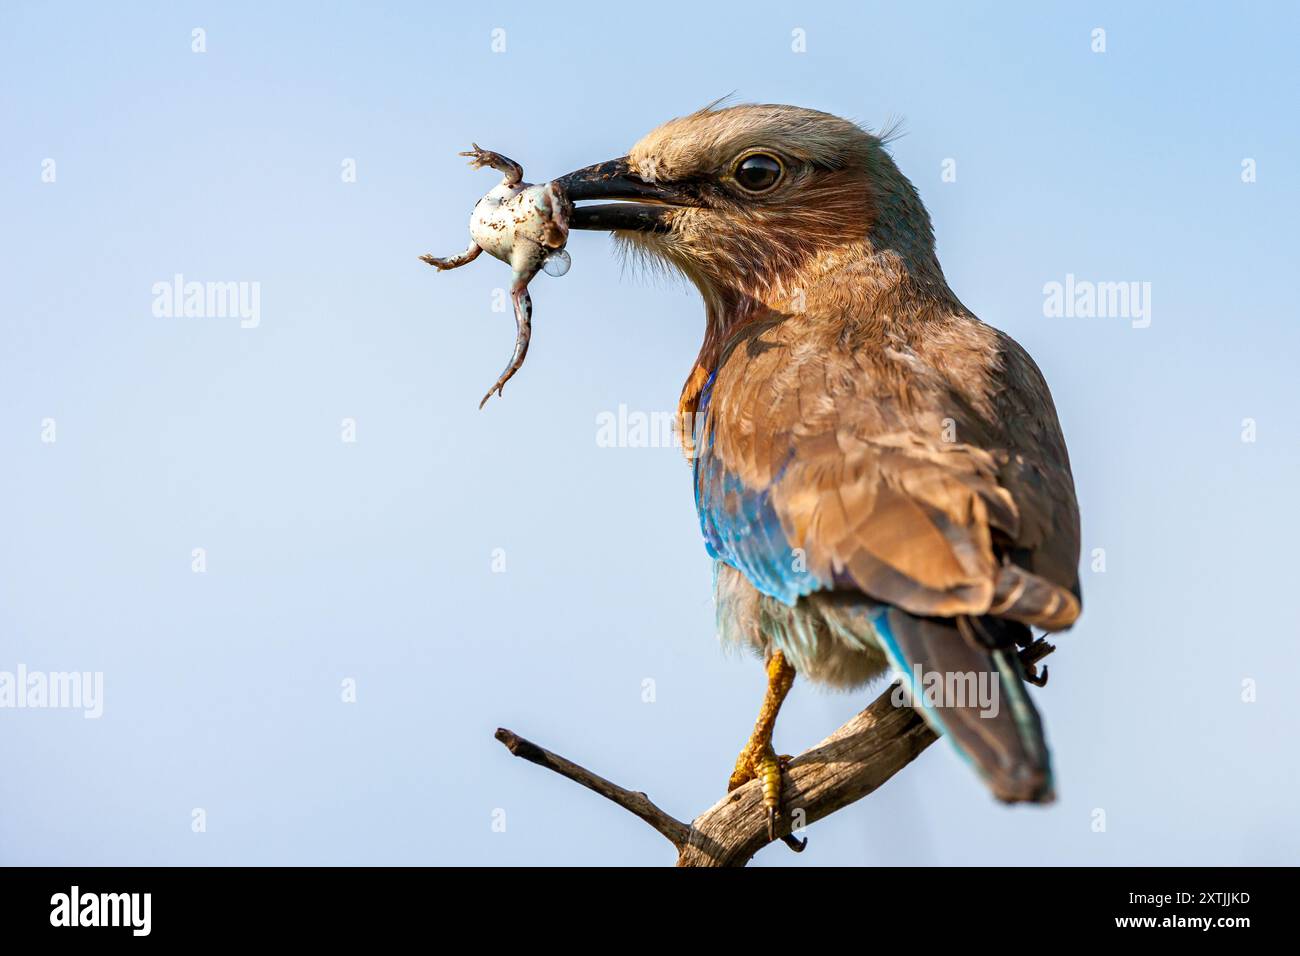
552 158 698 233
420 145 574 408
421 151 696 411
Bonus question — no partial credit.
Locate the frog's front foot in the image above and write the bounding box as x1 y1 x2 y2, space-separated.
459 143 523 186
420 244 482 271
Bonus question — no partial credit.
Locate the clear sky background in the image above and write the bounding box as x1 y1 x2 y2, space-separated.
2 1 1297 866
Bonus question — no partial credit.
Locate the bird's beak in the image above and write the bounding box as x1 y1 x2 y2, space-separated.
552 157 694 233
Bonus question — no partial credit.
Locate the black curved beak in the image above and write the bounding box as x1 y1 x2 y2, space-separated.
552 157 694 233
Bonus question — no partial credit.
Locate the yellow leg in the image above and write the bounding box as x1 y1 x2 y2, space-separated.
728 650 796 841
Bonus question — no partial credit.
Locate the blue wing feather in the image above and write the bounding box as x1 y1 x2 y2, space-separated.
694 378 826 605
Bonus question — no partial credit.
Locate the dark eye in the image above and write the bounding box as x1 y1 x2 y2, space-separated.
733 153 783 192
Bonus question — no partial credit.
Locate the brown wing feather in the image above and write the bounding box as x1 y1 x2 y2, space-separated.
707 307 1081 630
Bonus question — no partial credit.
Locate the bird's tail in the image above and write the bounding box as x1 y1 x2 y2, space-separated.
874 607 1054 804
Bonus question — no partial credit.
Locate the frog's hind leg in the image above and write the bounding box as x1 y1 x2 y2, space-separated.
420 243 482 271
479 271 535 409
460 144 523 186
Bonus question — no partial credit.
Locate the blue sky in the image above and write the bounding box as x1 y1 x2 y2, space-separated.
2 1 1297 865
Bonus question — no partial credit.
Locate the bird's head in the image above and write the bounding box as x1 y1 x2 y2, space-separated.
555 103 942 327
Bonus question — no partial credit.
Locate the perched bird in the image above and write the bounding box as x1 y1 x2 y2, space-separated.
555 104 1081 838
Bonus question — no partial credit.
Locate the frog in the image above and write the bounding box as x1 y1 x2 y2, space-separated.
421 145 572 408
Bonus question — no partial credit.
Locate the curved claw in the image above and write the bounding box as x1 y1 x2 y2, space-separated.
767 773 808 852
781 834 808 853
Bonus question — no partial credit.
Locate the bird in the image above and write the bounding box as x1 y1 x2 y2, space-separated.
553 103 1082 840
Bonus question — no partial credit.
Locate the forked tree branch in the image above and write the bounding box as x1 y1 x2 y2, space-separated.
496 639 1055 867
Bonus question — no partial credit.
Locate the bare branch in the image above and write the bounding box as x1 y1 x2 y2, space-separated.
494 683 934 866
493 728 692 847
494 642 1055 866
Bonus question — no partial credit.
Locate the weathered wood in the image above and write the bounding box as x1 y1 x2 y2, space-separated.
675 688 937 866
494 640 1053 866
494 681 936 867
493 728 692 848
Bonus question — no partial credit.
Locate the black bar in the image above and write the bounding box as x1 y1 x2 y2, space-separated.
0 866 1287 941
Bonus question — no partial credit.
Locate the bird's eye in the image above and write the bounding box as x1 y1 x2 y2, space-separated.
732 153 783 193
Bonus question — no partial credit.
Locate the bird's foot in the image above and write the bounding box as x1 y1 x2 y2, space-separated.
727 650 804 850
728 741 796 844
1018 638 1055 687
419 253 454 270
1023 662 1049 687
